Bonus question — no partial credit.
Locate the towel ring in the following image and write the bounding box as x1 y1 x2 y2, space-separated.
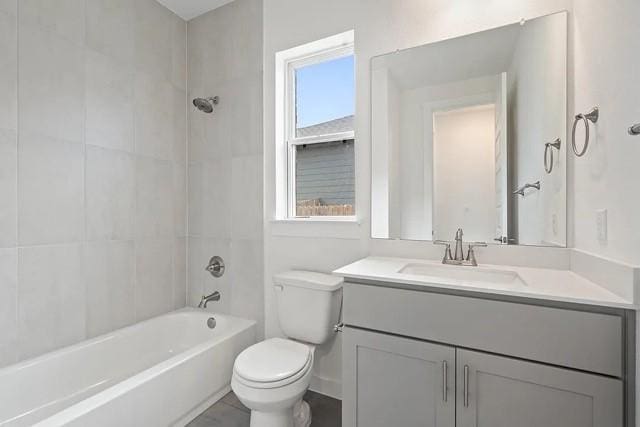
544 138 561 174
571 107 599 157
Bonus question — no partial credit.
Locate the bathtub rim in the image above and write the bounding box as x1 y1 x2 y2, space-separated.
1 308 256 427
0 308 254 377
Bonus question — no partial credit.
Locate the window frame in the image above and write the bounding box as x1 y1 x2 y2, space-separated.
283 44 356 220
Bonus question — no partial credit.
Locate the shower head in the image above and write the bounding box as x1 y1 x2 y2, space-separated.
193 96 219 113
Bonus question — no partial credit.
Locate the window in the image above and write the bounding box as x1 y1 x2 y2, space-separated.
280 34 355 219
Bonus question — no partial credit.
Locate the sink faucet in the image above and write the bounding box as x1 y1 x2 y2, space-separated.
434 228 487 266
198 291 220 308
453 228 465 262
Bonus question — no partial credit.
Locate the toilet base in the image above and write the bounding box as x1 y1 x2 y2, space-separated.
249 400 311 427
293 400 311 427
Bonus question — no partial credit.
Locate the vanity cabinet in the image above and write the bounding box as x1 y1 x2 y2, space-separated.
342 283 629 427
456 349 622 427
342 327 455 427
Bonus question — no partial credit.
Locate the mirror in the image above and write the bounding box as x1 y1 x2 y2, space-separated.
371 11 567 247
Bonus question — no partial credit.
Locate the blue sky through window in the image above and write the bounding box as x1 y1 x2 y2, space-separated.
295 55 354 130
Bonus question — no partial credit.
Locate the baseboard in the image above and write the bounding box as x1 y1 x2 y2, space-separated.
309 374 342 400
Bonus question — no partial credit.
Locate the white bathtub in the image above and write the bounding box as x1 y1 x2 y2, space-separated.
0 308 256 426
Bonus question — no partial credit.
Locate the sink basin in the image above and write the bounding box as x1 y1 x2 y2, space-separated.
398 263 527 289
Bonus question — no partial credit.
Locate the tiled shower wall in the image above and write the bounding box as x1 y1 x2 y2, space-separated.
186 0 265 338
0 0 187 367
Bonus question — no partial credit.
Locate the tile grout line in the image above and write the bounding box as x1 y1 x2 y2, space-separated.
13 0 19 365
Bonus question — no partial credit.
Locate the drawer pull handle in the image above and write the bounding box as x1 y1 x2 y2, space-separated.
463 365 470 407
442 360 448 402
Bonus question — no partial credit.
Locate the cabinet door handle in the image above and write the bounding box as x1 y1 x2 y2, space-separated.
442 360 448 402
463 365 469 407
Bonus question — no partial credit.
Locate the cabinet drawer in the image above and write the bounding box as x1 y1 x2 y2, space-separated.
344 283 623 377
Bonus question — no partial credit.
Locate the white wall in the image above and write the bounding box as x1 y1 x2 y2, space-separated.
507 12 567 246
572 0 640 266
186 0 265 338
263 0 640 402
433 106 496 242
264 0 574 398
0 0 187 368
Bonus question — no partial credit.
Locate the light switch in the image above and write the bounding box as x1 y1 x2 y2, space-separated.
596 209 607 241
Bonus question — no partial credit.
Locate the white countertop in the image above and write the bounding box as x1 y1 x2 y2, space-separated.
333 256 636 309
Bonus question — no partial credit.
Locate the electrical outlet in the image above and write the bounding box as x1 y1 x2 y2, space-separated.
596 209 608 241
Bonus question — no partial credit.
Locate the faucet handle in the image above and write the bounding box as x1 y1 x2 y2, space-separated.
467 241 487 248
465 242 487 265
434 240 453 263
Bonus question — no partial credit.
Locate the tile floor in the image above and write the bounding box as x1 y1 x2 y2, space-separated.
188 390 341 427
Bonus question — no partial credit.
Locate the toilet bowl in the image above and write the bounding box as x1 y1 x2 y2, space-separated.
232 338 314 427
231 271 343 427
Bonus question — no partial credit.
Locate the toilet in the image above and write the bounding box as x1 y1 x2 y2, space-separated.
231 270 343 427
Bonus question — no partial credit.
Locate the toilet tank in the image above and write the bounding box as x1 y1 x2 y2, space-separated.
273 271 343 345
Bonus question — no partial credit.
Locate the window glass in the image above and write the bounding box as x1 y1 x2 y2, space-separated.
295 55 355 138
295 140 355 216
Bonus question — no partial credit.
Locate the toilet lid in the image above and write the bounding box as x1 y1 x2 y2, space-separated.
234 338 311 384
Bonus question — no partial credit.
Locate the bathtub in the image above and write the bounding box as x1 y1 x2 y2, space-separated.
0 308 256 426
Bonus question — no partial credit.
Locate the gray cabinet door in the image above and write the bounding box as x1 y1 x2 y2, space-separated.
456 349 623 427
342 327 455 427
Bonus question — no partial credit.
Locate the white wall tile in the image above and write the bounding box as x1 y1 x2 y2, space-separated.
0 0 16 16
85 0 135 65
136 157 173 238
18 133 84 245
84 240 135 337
19 0 85 44
85 50 134 152
188 160 232 238
18 244 85 360
0 129 16 247
187 237 204 307
201 160 232 239
0 248 17 367
230 238 264 339
86 146 135 241
18 23 84 142
135 239 173 321
171 15 186 91
173 237 187 309
1 0 186 369
173 163 187 238
230 73 263 157
0 8 17 131
231 155 262 239
173 87 187 164
134 73 173 160
134 0 172 81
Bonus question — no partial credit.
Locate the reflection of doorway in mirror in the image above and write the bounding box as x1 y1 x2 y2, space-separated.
432 104 497 243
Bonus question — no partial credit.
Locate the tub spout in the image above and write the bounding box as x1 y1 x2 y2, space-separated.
198 291 220 309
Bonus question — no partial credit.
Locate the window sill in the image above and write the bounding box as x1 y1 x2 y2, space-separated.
269 217 362 239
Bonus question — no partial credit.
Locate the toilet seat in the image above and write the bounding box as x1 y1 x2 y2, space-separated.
233 338 313 389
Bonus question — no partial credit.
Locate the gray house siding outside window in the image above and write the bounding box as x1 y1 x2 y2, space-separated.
295 116 355 215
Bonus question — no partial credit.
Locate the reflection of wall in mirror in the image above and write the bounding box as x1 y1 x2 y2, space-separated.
397 76 498 241
370 67 401 238
507 13 566 246
432 105 496 243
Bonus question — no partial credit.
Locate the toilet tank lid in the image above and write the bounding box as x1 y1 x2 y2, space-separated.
273 270 343 291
